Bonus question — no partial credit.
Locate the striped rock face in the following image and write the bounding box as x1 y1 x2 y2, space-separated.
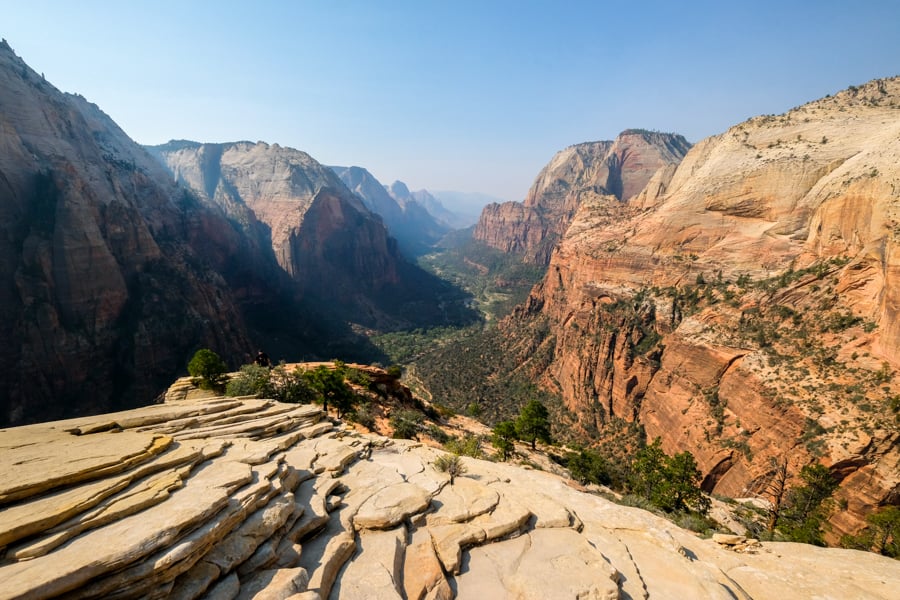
493 78 900 541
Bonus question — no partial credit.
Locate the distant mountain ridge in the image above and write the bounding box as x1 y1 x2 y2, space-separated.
149 141 475 330
473 130 692 264
430 190 502 228
329 166 450 257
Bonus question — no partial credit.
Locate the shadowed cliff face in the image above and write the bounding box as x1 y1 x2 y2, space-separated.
149 141 477 331
472 131 691 264
0 42 292 425
495 78 900 540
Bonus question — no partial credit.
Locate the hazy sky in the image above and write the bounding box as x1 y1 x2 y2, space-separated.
3 1 899 201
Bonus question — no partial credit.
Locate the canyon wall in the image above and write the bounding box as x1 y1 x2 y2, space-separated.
0 42 295 425
473 131 691 264
150 143 474 331
506 79 900 538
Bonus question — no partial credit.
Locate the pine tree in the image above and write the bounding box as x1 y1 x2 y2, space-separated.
491 420 518 461
631 438 667 500
302 362 356 417
779 463 838 545
631 438 709 515
515 400 551 450
660 451 709 514
764 457 790 532
187 349 227 389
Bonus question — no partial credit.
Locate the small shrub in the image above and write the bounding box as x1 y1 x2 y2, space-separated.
432 403 456 419
268 365 318 404
390 410 423 440
346 369 372 387
434 453 467 485
674 511 719 535
427 424 450 443
616 494 658 512
444 434 483 458
874 362 893 383
889 395 900 414
465 402 482 417
346 402 376 430
225 363 271 397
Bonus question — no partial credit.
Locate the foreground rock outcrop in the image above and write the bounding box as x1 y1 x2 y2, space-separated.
1 379 897 599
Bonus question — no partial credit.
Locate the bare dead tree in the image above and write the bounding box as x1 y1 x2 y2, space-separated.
765 457 790 532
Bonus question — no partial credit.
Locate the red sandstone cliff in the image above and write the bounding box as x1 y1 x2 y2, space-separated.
505 78 900 539
472 131 691 263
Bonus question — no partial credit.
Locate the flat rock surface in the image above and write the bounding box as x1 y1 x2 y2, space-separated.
1 388 898 600
460 528 619 600
332 527 405 600
353 482 432 531
426 478 499 525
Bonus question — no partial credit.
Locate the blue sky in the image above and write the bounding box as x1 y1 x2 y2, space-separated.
3 1 899 202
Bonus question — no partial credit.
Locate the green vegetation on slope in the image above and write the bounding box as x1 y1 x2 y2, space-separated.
411 317 560 427
418 238 545 321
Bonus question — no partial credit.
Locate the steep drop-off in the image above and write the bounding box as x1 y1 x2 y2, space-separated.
473 130 691 264
0 42 312 426
498 78 900 540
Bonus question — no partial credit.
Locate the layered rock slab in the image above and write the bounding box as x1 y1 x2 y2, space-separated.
0 387 898 600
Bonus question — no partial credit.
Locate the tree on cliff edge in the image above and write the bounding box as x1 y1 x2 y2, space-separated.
631 438 709 515
841 506 900 557
764 457 790 532
779 463 838 545
515 400 551 450
491 420 518 460
302 362 355 417
188 349 227 389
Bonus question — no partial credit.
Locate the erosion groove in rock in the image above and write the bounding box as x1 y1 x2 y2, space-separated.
0 380 898 599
